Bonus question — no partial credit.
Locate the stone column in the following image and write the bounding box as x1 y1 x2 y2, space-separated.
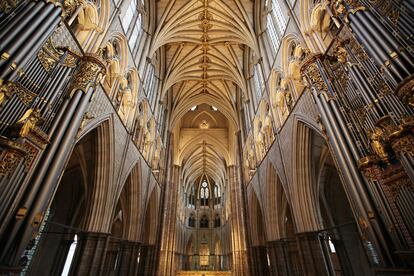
70 231 109 275
117 241 141 276
250 246 269 275
157 162 180 275
227 165 249 275
139 244 156 275
296 232 330 275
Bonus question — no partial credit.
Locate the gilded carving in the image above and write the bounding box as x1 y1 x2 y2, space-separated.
396 77 414 107
0 149 25 176
37 48 56 72
302 59 329 93
38 38 80 71
0 0 16 14
334 45 348 64
0 81 36 106
26 126 50 149
390 132 414 156
23 143 39 173
62 53 79 68
368 127 388 160
69 54 106 94
357 156 382 180
9 109 42 138
0 79 14 106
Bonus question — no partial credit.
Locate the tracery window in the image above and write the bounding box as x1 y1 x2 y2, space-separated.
267 15 280 50
200 214 209 228
200 180 209 207
266 0 288 52
253 64 264 103
129 13 142 50
214 185 221 206
214 214 221 227
188 186 195 208
144 63 157 106
122 0 136 32
188 214 195 227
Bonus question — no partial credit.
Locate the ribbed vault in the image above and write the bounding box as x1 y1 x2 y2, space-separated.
153 0 255 192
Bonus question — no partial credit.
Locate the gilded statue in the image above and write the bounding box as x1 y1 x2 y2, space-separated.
11 109 42 138
368 128 388 160
335 46 348 63
0 80 15 106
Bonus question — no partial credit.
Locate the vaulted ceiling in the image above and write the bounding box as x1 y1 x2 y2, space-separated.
153 0 257 190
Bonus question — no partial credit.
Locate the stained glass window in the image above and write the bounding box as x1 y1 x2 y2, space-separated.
200 180 209 206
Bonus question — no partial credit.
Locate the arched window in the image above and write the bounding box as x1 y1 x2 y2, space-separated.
266 0 288 53
200 214 209 228
122 0 137 32
214 185 221 206
188 214 195 227
267 15 280 50
128 13 142 50
253 64 264 103
214 214 221 228
144 63 158 106
200 180 209 206
188 186 195 208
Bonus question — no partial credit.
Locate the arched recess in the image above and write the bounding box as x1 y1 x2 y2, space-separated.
248 189 270 275
25 127 100 275
265 162 290 241
80 119 115 233
214 235 223 269
291 120 371 275
291 121 325 233
142 185 159 245
185 234 195 270
317 145 371 275
110 163 142 242
100 33 129 100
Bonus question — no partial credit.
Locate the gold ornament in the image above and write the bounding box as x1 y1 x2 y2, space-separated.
69 54 106 94
11 109 42 138
0 0 16 13
396 77 414 107
0 81 36 106
368 127 388 160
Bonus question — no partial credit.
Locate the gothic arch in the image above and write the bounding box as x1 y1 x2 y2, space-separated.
291 121 324 232
248 188 267 246
79 119 116 233
111 163 142 241
265 162 290 241
142 184 159 245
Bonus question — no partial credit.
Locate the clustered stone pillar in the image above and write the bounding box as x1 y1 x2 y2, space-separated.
227 165 249 275
295 232 329 275
267 239 295 276
69 232 109 275
157 160 180 275
250 245 269 275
